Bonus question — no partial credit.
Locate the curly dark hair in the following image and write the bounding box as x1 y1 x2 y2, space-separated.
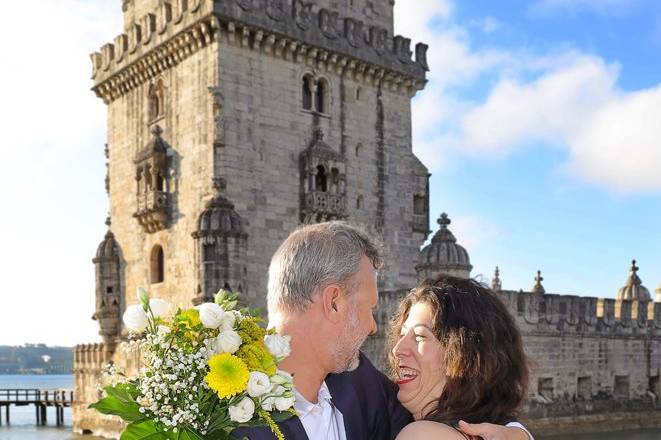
388 275 529 425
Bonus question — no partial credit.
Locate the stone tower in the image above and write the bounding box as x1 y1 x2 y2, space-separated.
77 0 429 435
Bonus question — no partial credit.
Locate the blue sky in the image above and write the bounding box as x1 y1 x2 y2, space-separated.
394 0 661 298
0 0 659 345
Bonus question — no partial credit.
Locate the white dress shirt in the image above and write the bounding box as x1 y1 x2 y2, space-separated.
294 381 347 440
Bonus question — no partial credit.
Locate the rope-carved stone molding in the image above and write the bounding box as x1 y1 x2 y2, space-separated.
91 0 428 104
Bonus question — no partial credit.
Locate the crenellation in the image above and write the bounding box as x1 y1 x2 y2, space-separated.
91 0 427 103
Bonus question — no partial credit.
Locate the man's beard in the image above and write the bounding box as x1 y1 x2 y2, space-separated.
331 307 365 373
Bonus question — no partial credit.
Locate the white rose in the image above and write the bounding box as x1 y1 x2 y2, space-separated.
247 371 271 397
274 394 295 411
228 397 255 423
197 303 225 329
269 385 285 397
264 334 291 359
123 305 148 333
214 330 242 354
149 298 171 318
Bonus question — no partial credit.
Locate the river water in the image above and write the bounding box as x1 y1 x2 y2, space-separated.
1 375 659 439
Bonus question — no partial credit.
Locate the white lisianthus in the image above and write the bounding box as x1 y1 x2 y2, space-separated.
149 298 171 319
219 310 237 331
247 371 271 397
197 303 225 329
264 334 291 359
261 396 276 411
270 370 293 386
136 287 150 305
123 305 149 333
274 394 296 411
214 330 242 354
228 396 255 423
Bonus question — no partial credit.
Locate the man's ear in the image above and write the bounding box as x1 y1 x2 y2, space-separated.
320 284 345 323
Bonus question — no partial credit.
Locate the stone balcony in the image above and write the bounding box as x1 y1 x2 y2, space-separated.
303 191 346 221
134 190 168 233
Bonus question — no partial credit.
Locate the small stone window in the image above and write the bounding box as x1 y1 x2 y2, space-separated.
559 302 567 315
577 376 592 399
517 296 525 315
148 79 165 122
539 300 547 314
315 78 329 113
315 165 328 192
538 378 553 400
650 376 660 398
355 143 362 157
413 195 426 215
302 75 313 111
150 245 164 284
614 375 629 398
356 195 363 210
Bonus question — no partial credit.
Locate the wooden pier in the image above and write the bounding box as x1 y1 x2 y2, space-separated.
0 388 74 426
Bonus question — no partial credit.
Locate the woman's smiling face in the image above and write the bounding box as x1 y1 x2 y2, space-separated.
392 301 447 419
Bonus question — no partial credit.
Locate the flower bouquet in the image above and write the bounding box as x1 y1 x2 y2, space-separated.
91 288 296 440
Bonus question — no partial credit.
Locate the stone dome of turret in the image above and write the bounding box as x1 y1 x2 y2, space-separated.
193 192 246 240
616 260 651 301
135 125 167 161
94 230 118 261
416 213 472 280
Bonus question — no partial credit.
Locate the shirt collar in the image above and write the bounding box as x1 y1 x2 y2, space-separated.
294 381 333 418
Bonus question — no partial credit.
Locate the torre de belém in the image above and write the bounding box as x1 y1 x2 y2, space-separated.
74 0 661 437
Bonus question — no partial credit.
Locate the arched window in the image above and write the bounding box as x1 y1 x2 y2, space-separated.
355 143 362 157
150 245 164 284
302 75 313 110
315 165 327 192
356 195 363 210
315 78 329 113
330 168 340 193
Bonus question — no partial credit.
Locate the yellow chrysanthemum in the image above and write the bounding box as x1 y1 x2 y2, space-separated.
236 341 276 376
205 353 249 399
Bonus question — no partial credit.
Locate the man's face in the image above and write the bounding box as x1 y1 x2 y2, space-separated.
332 255 378 373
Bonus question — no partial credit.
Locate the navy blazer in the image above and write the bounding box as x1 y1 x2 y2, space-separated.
231 352 412 440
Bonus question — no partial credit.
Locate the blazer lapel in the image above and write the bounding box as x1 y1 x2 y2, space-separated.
326 373 364 440
280 415 309 440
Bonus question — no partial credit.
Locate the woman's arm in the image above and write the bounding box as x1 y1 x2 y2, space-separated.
396 421 467 440
458 420 533 440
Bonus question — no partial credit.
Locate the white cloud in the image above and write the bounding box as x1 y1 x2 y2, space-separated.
448 215 501 251
0 1 121 346
460 55 619 154
395 1 661 193
568 86 661 191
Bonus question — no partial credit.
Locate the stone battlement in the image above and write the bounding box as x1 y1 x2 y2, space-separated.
91 0 428 103
500 290 661 336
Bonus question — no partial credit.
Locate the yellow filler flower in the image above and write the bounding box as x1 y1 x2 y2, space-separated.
206 353 249 399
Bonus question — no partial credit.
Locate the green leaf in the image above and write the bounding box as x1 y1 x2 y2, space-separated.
105 383 140 402
176 427 205 440
89 394 144 422
120 420 169 440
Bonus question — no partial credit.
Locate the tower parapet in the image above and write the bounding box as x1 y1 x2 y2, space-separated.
91 0 428 103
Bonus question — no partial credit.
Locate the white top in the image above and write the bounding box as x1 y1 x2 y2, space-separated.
294 381 347 440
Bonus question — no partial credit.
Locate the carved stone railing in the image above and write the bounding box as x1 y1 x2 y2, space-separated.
134 190 168 232
303 191 346 220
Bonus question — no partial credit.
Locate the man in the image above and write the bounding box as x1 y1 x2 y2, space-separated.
233 222 531 440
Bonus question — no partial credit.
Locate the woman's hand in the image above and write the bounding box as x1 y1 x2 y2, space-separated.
458 421 532 440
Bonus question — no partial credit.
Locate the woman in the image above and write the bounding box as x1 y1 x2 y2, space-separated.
390 275 529 439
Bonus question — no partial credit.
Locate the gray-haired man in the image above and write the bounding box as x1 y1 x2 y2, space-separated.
233 221 530 440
